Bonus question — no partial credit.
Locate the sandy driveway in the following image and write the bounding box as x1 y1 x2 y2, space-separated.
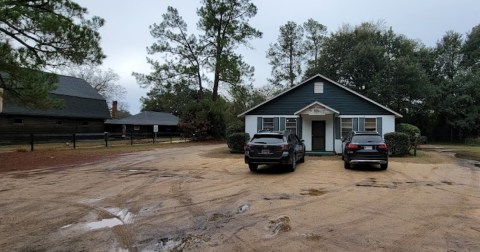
1 143 480 251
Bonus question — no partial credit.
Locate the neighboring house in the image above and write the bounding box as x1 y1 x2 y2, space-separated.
105 111 180 136
239 74 402 154
0 74 110 134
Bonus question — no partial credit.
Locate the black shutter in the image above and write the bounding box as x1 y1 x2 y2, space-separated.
377 117 383 136
273 117 279 131
257 117 262 132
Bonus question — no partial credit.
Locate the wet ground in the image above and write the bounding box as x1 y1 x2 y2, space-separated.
1 144 480 251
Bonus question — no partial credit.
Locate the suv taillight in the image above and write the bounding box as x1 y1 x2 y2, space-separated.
377 144 388 151
346 143 360 151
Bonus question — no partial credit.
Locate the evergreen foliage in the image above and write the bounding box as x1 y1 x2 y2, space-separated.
0 0 105 108
384 132 410 156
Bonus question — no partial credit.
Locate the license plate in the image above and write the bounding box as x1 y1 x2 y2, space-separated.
261 149 271 154
364 146 372 150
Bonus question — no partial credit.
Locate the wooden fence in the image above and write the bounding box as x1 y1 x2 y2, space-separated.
0 131 185 151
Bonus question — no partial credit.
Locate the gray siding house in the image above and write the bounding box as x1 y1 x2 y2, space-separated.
239 74 402 154
0 74 110 134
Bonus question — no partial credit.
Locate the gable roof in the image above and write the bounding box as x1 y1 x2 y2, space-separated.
52 75 106 100
294 101 340 115
105 111 179 126
1 74 110 119
238 74 402 118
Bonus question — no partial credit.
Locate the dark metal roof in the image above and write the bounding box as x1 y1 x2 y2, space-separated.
105 111 179 126
1 74 110 119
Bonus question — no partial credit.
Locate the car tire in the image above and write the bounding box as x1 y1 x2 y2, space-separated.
298 154 305 163
249 164 258 172
288 154 296 172
344 160 350 169
380 163 388 170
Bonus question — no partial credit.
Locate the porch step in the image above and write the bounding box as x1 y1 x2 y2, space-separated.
306 151 336 156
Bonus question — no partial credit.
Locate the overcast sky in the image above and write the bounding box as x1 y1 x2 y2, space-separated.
75 0 480 114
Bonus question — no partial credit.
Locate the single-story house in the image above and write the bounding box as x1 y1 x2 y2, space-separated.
238 74 402 154
105 111 180 136
0 74 110 134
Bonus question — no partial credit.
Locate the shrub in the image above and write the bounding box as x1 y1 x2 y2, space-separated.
384 132 410 156
396 123 421 147
226 121 244 138
227 132 250 153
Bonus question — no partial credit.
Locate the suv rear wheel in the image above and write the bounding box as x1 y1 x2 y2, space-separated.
288 154 296 172
344 160 350 169
249 164 258 172
380 163 388 170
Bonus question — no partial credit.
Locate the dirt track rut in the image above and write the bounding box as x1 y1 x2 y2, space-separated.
1 143 480 251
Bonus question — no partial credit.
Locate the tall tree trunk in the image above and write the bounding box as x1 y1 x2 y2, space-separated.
213 67 220 100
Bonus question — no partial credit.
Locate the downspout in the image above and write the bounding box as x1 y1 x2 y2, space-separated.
332 113 342 155
299 115 302 139
333 113 336 154
0 88 3 113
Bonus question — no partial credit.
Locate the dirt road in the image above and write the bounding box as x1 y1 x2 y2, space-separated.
1 143 480 251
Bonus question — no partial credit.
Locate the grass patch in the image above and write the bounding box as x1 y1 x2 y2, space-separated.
389 150 433 164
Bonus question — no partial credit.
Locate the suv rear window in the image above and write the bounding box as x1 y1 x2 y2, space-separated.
251 135 284 144
351 135 383 143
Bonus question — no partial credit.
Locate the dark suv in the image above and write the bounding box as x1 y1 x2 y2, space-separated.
244 131 305 172
342 131 388 170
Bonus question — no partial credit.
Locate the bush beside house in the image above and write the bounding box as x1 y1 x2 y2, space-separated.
227 132 250 153
384 132 410 156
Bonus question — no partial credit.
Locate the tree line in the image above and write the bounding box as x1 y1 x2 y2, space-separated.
267 20 480 142
138 1 480 142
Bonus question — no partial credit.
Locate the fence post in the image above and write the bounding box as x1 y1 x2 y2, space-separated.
104 132 108 147
130 131 133 146
153 132 156 144
30 133 34 151
73 133 76 149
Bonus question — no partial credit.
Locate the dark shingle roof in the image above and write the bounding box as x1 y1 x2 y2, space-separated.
51 75 105 100
1 74 110 119
105 111 179 126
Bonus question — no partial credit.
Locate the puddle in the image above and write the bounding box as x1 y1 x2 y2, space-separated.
300 188 327 196
454 153 480 168
455 153 480 162
87 218 123 230
80 197 106 204
155 235 207 252
356 178 396 189
238 204 249 213
264 194 291 200
62 207 134 231
268 215 291 236
85 208 134 230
